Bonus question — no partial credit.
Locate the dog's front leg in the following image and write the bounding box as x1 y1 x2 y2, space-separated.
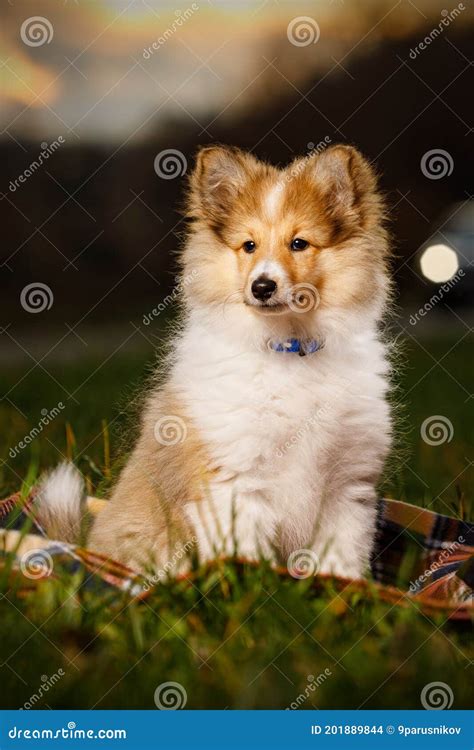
311 491 378 580
185 484 277 565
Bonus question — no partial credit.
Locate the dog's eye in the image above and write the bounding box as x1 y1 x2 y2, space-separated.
243 240 256 253
291 238 309 251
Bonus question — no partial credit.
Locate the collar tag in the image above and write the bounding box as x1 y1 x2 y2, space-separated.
269 338 322 356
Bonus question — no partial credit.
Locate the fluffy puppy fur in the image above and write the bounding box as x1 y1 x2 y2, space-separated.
39 144 392 579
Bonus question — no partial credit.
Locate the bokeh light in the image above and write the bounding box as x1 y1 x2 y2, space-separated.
420 244 459 283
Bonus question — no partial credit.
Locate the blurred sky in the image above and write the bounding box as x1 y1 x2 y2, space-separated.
1 0 468 142
0 0 472 337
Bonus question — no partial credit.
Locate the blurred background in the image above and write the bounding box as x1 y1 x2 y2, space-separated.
0 0 472 503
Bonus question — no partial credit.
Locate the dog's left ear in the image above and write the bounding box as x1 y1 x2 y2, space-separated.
187 145 258 224
296 145 381 231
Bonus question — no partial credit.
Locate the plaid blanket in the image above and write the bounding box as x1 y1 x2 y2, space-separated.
1 489 473 620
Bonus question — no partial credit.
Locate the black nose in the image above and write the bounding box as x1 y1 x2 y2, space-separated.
251 276 277 301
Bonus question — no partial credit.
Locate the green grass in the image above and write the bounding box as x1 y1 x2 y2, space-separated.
0 331 472 709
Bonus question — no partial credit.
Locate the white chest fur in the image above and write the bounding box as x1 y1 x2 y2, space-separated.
170 310 391 576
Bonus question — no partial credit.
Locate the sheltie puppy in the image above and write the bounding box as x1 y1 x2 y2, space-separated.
38 144 392 580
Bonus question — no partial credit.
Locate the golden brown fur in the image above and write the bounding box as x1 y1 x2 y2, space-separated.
183 144 389 318
88 387 210 571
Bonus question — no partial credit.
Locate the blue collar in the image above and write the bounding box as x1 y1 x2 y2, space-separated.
269 338 323 356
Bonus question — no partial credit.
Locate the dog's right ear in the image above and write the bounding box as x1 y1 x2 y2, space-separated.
187 145 254 223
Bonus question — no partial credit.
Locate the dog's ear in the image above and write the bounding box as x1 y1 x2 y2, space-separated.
295 145 381 234
188 145 256 223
